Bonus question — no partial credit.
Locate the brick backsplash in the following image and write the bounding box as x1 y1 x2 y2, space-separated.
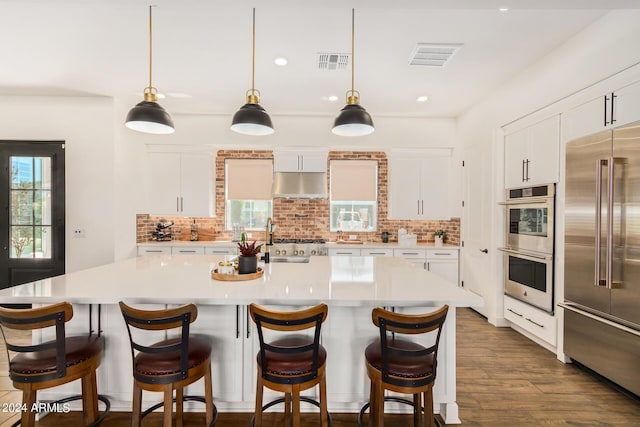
137 150 460 245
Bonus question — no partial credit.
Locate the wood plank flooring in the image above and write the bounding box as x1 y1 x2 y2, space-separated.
1 308 638 426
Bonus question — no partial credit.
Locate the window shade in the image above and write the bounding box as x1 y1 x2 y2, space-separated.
226 159 273 200
330 160 377 201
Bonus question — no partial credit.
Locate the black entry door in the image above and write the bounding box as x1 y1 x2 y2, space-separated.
0 141 65 290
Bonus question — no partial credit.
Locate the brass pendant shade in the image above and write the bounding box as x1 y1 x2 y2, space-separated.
125 6 175 135
231 8 274 136
332 9 374 137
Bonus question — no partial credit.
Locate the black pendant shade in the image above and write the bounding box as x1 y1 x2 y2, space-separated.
332 104 374 137
231 102 274 136
125 100 175 135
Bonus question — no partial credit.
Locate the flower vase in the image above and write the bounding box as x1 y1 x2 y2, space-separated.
238 255 258 274
434 236 444 247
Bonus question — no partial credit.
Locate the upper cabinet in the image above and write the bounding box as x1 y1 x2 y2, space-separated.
273 151 327 172
504 114 560 189
389 152 451 220
562 79 640 143
148 152 214 217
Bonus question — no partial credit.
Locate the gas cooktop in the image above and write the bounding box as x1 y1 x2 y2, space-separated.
272 238 327 244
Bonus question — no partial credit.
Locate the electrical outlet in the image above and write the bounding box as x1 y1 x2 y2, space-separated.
73 229 86 238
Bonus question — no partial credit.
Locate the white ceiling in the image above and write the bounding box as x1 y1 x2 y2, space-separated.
1 0 640 119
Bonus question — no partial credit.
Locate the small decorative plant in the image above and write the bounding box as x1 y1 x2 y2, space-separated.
237 232 263 257
434 229 447 242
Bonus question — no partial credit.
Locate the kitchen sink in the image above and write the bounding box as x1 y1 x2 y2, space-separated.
268 256 310 263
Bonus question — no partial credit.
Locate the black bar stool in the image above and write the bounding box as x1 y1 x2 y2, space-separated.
0 302 110 427
119 301 217 427
358 305 449 427
249 303 330 427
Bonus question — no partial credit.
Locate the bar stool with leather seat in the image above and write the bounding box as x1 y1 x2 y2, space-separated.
119 301 216 427
0 301 110 427
249 303 330 427
359 305 449 427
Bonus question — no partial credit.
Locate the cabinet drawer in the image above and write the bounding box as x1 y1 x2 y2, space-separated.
393 249 427 258
329 248 361 256
205 247 237 255
137 246 171 256
171 247 205 255
426 249 458 260
504 295 556 346
362 248 393 256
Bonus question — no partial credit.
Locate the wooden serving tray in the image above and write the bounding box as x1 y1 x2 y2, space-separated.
211 267 263 281
336 240 363 244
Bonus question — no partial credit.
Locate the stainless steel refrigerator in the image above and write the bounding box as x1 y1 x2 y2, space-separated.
563 121 640 397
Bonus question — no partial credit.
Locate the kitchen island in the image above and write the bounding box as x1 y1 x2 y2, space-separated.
0 255 482 424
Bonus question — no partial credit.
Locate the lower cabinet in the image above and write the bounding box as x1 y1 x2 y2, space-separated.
503 295 556 346
393 248 427 269
426 249 459 285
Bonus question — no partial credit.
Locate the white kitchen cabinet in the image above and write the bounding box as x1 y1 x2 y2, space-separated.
393 248 427 269
273 152 327 172
205 246 237 255
171 246 205 255
562 79 640 143
504 114 560 188
388 154 450 220
503 295 556 346
426 249 459 285
137 245 171 256
361 248 393 257
328 247 361 256
148 152 213 217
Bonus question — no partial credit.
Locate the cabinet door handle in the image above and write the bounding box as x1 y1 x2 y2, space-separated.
246 306 251 339
180 197 184 212
610 92 616 124
176 196 180 212
236 306 240 339
421 200 424 215
417 200 420 215
145 250 164 253
525 159 530 181
178 250 197 253
402 252 419 256
480 248 488 254
604 94 610 126
522 159 525 182
525 317 544 328
433 252 450 256
507 308 523 317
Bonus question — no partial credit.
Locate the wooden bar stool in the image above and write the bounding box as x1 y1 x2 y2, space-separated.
358 305 449 427
0 302 110 427
119 301 216 427
249 303 330 427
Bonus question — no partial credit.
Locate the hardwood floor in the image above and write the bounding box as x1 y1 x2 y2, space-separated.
1 308 638 426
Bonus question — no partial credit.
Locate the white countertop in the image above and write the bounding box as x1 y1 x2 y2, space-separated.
0 255 479 307
139 240 460 250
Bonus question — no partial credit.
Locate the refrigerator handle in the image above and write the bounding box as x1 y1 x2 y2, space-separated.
607 156 614 289
610 92 617 125
595 159 607 287
603 94 609 126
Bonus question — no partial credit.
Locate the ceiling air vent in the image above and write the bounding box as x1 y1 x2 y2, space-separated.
318 53 349 70
409 43 463 67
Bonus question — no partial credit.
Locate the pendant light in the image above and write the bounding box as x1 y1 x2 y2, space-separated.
332 8 374 137
125 5 175 135
230 8 274 136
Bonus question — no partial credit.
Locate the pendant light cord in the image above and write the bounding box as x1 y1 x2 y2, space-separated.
251 7 256 95
148 5 154 90
351 8 355 94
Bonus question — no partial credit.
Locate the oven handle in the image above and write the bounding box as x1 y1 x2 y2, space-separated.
498 247 552 261
498 198 552 205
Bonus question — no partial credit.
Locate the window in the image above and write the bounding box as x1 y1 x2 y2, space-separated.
330 160 377 232
225 159 273 230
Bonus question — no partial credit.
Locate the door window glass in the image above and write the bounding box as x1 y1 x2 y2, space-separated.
9 157 52 258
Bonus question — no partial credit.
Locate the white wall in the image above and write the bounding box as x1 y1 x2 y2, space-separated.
0 96 115 273
457 10 640 325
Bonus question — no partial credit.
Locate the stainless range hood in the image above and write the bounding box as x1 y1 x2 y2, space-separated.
272 172 327 198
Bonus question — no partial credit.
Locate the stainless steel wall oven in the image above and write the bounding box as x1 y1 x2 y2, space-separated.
500 183 555 313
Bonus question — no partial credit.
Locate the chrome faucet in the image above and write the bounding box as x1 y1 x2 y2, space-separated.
264 217 274 263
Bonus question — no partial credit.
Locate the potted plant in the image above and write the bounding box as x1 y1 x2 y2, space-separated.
237 232 263 274
433 229 447 247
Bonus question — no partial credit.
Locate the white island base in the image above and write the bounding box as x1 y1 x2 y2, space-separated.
1 255 483 424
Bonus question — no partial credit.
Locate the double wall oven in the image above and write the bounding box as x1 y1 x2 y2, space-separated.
499 184 555 313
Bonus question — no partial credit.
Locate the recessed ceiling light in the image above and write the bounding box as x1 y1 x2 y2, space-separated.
499 8 509 12
417 95 429 103
274 57 288 66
